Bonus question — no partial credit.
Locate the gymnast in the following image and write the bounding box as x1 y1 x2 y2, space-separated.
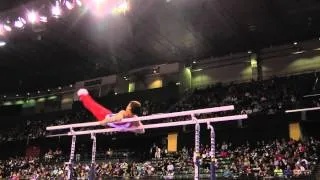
77 89 145 133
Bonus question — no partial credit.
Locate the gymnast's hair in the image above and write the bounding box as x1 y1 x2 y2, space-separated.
130 101 142 116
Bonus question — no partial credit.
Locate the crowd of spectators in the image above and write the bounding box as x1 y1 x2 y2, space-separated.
0 158 159 179
0 137 319 179
174 73 318 116
213 137 319 178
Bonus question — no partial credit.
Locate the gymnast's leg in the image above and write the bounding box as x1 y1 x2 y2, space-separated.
77 89 112 121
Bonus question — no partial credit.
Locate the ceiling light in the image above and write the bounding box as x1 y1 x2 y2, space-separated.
37 91 40 94
16 94 19 97
14 17 26 28
3 24 11 32
112 1 129 15
27 93 30 96
193 61 197 64
118 2 129 11
69 84 73 87
293 42 298 46
114 92 118 95
248 50 252 54
52 3 62 18
66 0 74 10
58 86 62 90
14 20 24 28
0 41 6 47
48 89 50 92
3 95 6 98
39 16 48 23
27 11 38 24
76 0 82 6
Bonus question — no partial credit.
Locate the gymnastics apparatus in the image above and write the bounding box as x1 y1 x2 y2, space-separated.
285 107 320 113
46 105 247 180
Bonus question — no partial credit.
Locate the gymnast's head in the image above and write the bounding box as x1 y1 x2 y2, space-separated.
126 101 142 116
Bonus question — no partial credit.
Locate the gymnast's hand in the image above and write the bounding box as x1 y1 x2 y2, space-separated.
135 121 145 134
130 119 145 134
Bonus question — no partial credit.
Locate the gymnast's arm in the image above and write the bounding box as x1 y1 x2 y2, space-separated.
99 110 126 126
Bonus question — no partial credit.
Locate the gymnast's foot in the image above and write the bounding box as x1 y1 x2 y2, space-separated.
77 88 89 100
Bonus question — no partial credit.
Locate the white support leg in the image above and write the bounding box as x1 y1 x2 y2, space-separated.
89 133 96 180
68 128 76 180
207 122 216 180
91 133 96 165
193 114 200 180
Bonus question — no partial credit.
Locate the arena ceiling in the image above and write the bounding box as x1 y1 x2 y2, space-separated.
0 0 319 93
